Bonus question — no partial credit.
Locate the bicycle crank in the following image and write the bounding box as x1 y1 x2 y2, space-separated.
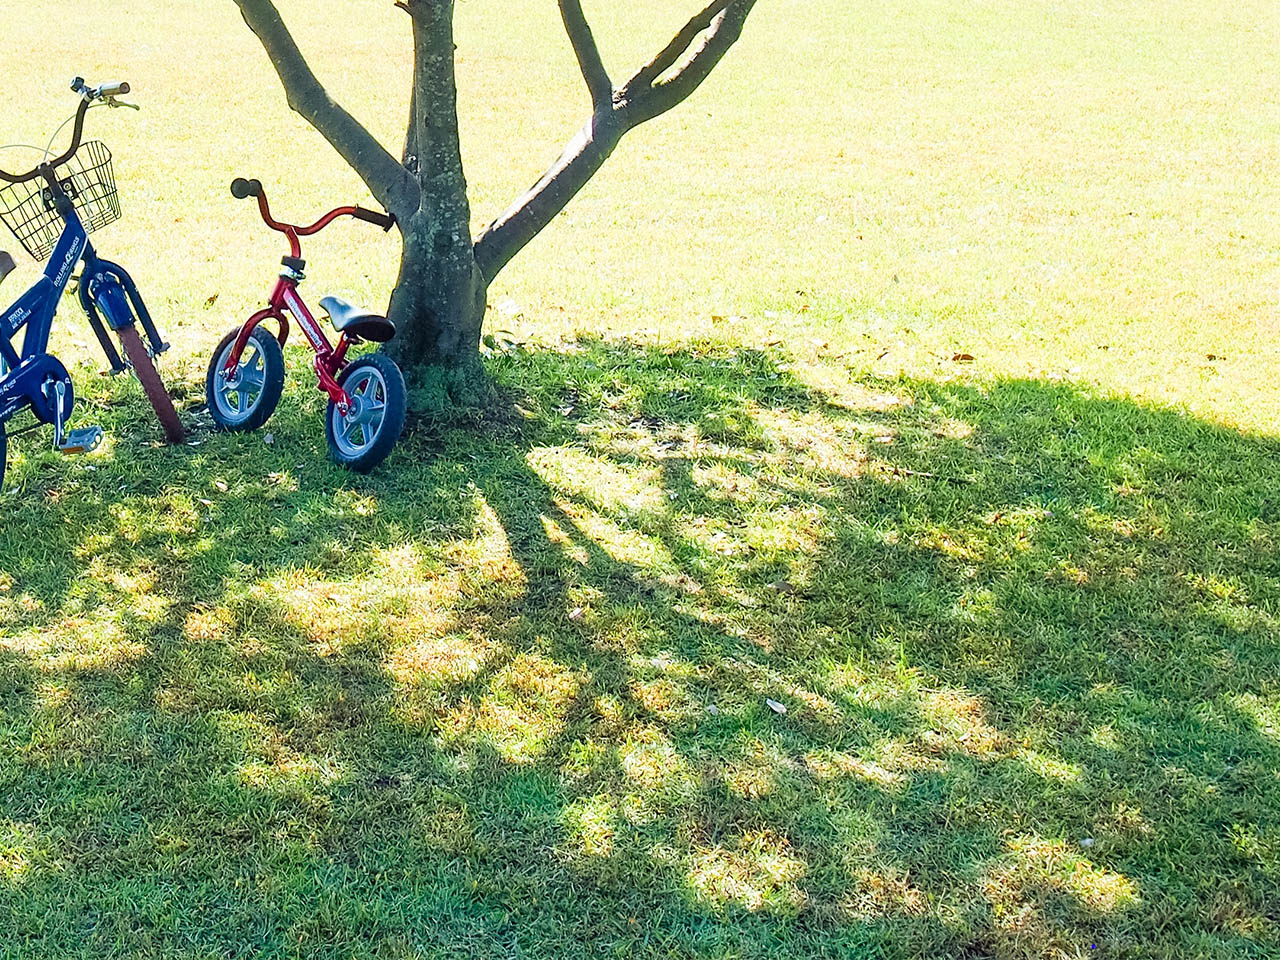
43 378 103 454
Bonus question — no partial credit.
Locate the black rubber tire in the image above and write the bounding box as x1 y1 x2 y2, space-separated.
117 324 186 444
0 418 6 491
325 353 407 474
205 325 285 433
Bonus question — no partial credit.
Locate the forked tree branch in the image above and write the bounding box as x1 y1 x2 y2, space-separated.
626 0 733 92
233 0 419 218
619 0 755 125
559 0 613 109
474 0 758 280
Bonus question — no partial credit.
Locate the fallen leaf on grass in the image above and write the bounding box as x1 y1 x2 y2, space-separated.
951 353 975 363
204 293 219 308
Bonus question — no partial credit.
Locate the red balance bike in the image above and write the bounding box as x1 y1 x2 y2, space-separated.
205 178 406 472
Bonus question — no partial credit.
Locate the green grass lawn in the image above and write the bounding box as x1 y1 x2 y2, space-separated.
2 1 1280 957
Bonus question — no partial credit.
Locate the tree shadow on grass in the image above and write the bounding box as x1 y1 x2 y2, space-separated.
1 338 1278 958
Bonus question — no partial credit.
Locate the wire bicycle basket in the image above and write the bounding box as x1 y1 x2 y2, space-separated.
0 140 120 261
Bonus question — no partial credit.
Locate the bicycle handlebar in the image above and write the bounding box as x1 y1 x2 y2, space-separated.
0 78 129 185
230 177 396 239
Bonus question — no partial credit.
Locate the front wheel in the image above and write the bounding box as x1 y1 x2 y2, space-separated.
325 353 407 474
117 324 185 444
206 325 285 432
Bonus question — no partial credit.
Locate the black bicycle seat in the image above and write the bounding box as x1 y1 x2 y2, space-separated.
320 296 396 343
0 251 15 289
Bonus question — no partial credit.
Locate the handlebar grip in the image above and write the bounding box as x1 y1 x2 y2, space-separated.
98 81 130 98
230 178 262 200
353 207 397 231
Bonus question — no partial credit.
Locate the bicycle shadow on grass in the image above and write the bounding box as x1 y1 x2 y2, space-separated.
0 337 1278 958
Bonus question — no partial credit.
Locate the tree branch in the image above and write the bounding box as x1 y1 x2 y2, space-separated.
233 0 418 218
558 0 613 109
474 0 758 280
627 0 733 92
619 0 757 126
474 112 626 281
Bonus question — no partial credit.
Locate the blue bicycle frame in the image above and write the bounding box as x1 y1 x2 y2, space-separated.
0 203 163 431
0 209 87 427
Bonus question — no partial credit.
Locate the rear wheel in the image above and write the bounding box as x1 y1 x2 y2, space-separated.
0 419 7 491
206 325 285 432
325 353 407 473
117 324 185 444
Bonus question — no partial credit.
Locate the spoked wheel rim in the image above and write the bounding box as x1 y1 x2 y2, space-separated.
212 337 269 427
330 366 389 458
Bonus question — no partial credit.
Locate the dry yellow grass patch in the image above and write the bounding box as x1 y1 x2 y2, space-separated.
687 829 808 915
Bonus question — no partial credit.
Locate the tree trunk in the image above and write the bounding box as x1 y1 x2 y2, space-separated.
386 215 490 402
383 0 491 404
234 0 761 406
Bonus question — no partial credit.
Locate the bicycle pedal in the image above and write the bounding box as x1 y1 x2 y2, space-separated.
56 426 104 455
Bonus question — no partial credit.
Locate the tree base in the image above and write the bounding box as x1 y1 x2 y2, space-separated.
401 357 497 414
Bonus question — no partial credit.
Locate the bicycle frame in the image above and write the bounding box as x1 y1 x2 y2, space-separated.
221 191 391 416
226 267 355 414
0 204 167 426
0 209 86 424
0 77 184 458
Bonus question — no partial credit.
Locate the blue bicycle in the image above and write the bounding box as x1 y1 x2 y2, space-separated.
0 77 184 491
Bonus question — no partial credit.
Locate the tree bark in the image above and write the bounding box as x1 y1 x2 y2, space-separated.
385 0 488 394
234 0 418 217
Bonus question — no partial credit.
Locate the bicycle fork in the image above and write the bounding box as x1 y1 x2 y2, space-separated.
79 258 169 375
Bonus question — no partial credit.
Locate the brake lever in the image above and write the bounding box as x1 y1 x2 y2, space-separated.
103 97 140 111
